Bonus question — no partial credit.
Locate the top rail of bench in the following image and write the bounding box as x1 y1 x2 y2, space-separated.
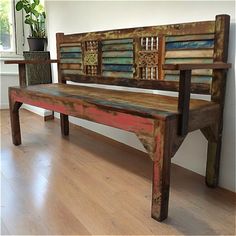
56 14 230 96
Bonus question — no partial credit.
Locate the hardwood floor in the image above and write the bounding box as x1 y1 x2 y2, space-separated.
1 109 235 235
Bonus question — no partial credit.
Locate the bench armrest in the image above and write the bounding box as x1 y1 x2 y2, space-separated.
4 59 58 87
162 62 231 136
4 59 58 65
162 62 231 70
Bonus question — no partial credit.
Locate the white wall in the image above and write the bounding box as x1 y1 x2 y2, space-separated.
2 1 234 191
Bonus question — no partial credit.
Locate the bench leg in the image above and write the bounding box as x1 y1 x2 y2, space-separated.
206 138 222 187
151 121 172 222
60 114 69 136
9 95 22 145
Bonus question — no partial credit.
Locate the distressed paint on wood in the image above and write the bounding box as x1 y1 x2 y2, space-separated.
61 58 82 64
166 40 214 50
102 71 133 79
102 57 133 65
165 75 212 84
9 88 156 136
102 51 133 58
165 58 213 64
102 39 133 45
62 69 83 75
102 65 133 72
165 69 212 76
61 64 82 70
165 34 215 42
165 49 214 58
60 52 82 59
102 44 133 51
62 21 215 42
60 47 82 53
62 73 211 94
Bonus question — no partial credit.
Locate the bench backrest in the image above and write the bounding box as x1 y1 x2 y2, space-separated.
56 14 230 97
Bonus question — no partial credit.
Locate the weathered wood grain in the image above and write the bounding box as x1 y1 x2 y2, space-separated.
62 74 211 94
165 34 215 42
165 49 214 58
166 40 214 50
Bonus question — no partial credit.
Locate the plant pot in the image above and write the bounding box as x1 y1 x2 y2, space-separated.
27 37 46 51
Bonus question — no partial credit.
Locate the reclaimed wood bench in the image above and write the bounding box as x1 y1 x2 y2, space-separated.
5 14 231 222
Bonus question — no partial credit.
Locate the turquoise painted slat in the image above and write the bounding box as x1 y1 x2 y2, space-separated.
102 65 133 72
60 47 82 53
61 58 82 64
102 71 133 79
102 51 133 58
102 57 133 64
62 69 83 75
165 34 214 42
102 44 133 51
102 39 133 45
165 58 213 64
166 40 214 50
165 75 212 83
61 52 82 59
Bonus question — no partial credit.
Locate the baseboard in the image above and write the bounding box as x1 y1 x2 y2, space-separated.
0 103 9 109
22 104 53 117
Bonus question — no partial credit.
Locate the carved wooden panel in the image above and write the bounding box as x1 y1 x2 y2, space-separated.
84 41 99 75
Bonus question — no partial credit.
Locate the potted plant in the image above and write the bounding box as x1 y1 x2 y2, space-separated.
16 0 46 51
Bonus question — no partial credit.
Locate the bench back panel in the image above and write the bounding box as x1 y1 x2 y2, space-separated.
56 15 229 95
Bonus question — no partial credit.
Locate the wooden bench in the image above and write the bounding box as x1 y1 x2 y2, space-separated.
5 14 231 222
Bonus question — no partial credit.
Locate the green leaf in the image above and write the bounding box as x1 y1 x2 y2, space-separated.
34 0 40 5
16 1 23 11
32 9 39 17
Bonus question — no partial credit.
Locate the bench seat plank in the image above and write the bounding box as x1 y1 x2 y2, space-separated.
10 84 215 119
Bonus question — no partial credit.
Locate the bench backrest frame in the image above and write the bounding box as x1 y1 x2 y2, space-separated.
56 15 230 100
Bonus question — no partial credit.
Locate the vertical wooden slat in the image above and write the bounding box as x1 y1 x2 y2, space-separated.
206 14 230 187
97 41 102 75
178 70 192 136
158 36 165 80
56 33 64 84
18 64 27 87
134 38 140 79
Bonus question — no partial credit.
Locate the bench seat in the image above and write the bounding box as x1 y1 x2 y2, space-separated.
9 83 216 120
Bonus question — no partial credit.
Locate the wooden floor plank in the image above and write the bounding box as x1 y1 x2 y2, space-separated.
0 109 235 235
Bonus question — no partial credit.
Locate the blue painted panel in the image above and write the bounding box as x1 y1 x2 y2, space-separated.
61 52 82 59
166 40 214 50
102 65 133 72
102 44 133 51
60 47 82 53
165 75 212 84
61 58 82 64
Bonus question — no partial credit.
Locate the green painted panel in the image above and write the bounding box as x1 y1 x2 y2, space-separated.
62 69 83 75
102 64 133 72
102 51 133 58
166 34 215 42
102 57 133 64
165 74 212 83
102 39 133 45
102 71 133 79
60 47 82 53
61 52 82 59
165 58 213 64
61 58 82 64
102 44 133 51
